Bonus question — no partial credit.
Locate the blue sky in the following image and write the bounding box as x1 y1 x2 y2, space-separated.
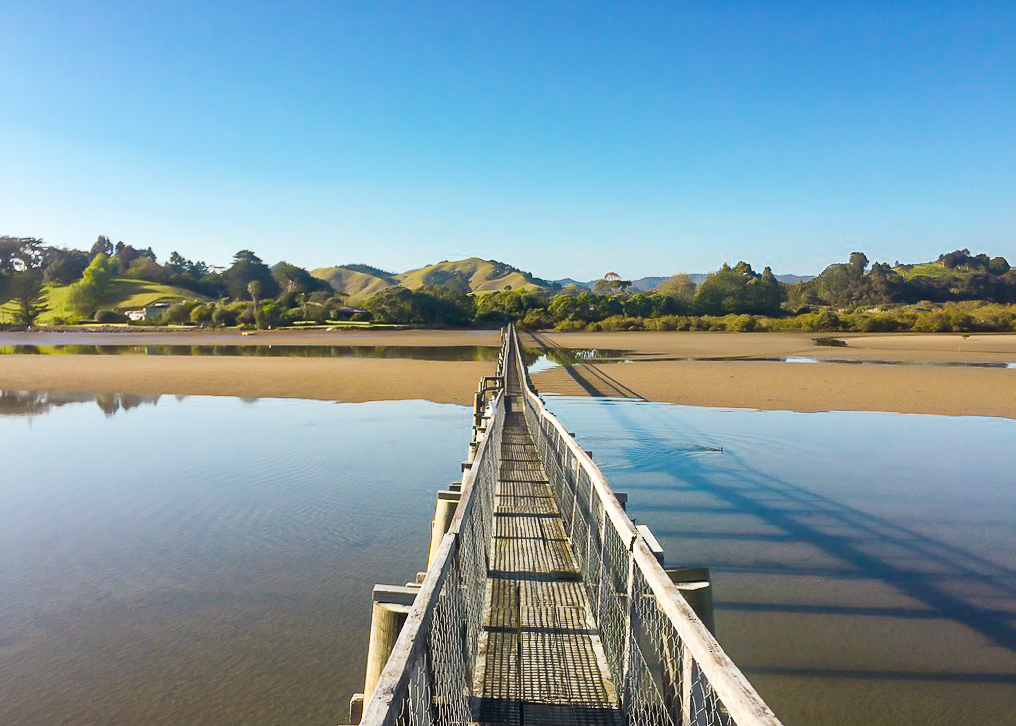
1 1 1013 279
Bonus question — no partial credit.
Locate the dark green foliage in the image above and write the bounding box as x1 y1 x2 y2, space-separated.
89 236 113 258
163 301 199 324
364 285 475 325
989 257 1011 275
42 248 90 284
9 272 48 325
791 255 906 307
224 250 280 301
693 262 785 315
271 262 331 294
95 309 129 323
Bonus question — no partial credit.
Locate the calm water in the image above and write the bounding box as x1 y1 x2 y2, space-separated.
0 393 470 726
3 392 1015 725
545 396 1016 726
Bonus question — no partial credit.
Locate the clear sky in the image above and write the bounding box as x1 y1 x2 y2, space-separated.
2 1 1013 279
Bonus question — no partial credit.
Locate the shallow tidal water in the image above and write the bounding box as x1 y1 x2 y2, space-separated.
545 396 1016 726
1 391 1014 725
0 393 471 726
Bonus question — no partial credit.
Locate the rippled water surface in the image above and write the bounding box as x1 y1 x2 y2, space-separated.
4 391 1016 726
0 393 470 726
544 396 1016 726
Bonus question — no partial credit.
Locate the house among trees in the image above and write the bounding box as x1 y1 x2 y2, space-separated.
125 302 173 321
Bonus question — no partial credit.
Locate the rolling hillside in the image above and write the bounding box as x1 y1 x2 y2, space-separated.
310 265 396 300
2 279 210 323
313 258 557 300
397 258 554 293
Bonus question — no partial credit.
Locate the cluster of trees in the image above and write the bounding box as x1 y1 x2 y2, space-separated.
790 251 1016 308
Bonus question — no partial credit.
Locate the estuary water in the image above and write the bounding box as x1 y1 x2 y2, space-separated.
1 391 1014 725
545 396 1016 726
0 393 471 726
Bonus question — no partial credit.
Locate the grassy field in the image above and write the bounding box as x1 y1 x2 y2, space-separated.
893 261 964 280
0 279 209 323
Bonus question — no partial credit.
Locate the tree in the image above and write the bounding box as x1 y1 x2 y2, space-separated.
656 273 696 302
89 235 113 258
849 252 869 276
593 271 632 295
224 250 279 300
67 253 115 317
9 271 48 325
989 257 1011 275
42 247 90 284
271 261 330 294
694 261 785 315
0 236 44 274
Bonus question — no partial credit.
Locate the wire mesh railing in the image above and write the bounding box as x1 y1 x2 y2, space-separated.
361 325 782 726
512 324 783 726
358 332 507 726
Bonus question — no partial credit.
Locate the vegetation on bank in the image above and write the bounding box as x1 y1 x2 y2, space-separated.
2 234 1015 333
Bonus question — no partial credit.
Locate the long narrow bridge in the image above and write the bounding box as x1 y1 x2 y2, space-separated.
355 326 783 726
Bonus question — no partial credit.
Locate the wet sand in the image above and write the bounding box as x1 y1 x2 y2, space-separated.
524 331 1016 419
2 329 1015 418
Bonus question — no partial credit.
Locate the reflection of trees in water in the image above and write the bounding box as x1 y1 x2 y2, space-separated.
0 344 506 361
521 346 632 367
0 390 161 418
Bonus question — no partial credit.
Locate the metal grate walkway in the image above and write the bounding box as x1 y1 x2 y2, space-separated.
472 395 620 726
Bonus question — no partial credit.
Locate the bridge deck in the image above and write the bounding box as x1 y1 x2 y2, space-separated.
472 393 620 726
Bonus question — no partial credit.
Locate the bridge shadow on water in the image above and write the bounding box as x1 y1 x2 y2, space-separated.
538 362 1016 694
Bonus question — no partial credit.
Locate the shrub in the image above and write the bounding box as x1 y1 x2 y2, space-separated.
95 309 128 323
212 305 240 327
190 303 215 325
351 311 372 322
163 301 198 324
554 318 586 332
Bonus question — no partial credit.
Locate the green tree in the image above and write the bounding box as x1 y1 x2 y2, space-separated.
694 262 785 316
9 272 48 325
89 235 113 259
67 254 115 317
656 273 696 302
224 250 279 300
271 261 331 294
593 271 632 295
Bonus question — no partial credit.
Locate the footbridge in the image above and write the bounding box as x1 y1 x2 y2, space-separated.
354 326 783 726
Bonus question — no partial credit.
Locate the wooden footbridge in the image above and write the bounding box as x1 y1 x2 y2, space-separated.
353 326 782 726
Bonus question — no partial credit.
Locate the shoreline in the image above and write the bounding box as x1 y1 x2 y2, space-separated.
2 330 1015 419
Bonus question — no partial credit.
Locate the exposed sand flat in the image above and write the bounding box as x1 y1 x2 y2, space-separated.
524 331 1016 419
531 361 1016 419
3 330 1016 417
0 355 491 406
522 330 1016 363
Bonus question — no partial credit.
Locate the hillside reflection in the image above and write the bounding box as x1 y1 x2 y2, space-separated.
0 390 162 418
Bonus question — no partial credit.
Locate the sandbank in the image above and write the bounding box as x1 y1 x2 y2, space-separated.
524 331 1016 419
2 329 1015 418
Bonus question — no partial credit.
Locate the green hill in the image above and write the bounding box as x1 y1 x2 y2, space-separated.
313 258 557 301
2 279 210 323
397 257 554 293
311 265 396 301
